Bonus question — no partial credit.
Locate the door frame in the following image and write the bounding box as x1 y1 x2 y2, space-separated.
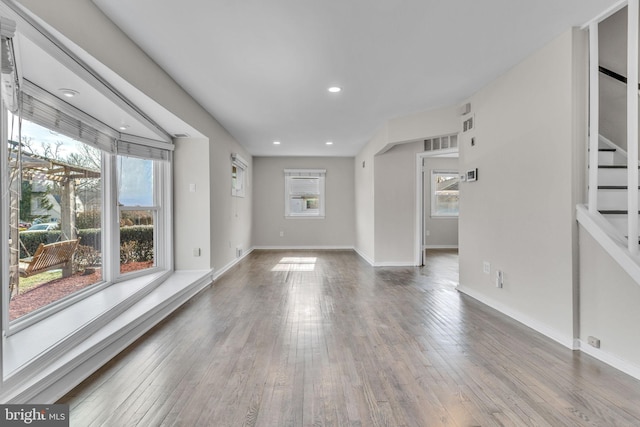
414 148 459 265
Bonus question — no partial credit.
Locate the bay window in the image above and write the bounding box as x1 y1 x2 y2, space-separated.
2 81 172 333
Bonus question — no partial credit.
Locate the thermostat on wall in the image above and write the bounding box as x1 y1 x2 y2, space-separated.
466 168 478 182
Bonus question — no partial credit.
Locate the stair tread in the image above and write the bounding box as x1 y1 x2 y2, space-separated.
598 185 640 189
598 148 616 152
600 210 640 214
598 165 640 169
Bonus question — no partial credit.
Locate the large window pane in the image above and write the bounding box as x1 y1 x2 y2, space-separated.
117 156 156 275
7 115 103 320
431 171 459 217
119 209 155 274
117 156 153 206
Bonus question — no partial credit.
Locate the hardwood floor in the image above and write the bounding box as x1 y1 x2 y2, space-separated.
60 249 640 426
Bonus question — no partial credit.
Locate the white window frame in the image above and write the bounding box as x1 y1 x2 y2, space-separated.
115 154 169 281
431 170 459 218
231 153 247 197
284 169 326 219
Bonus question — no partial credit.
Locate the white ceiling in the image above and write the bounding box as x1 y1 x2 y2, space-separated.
90 0 617 157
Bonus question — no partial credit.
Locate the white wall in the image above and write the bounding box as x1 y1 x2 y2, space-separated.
424 156 459 248
457 28 587 347
252 157 355 248
17 0 253 273
374 141 423 264
355 106 459 265
579 227 640 375
173 138 210 269
354 126 386 264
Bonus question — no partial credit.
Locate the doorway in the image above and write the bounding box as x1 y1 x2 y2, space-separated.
415 148 459 266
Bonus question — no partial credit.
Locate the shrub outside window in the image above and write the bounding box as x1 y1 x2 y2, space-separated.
117 155 156 274
6 115 103 321
3 85 171 331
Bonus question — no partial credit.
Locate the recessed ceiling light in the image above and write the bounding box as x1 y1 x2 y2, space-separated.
328 86 341 93
119 124 129 131
326 141 333 145
59 88 79 98
273 141 281 145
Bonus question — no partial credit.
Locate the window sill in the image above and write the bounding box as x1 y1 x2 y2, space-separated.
1 269 214 403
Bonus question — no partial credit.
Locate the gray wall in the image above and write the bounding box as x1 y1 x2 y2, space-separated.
19 0 253 273
579 228 640 370
599 6 627 150
457 28 587 346
355 106 459 265
374 141 423 264
424 156 459 248
252 157 355 248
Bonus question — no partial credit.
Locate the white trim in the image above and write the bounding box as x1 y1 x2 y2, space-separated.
599 134 627 158
415 149 459 266
252 246 354 251
628 0 639 254
577 339 640 381
231 153 248 169
581 0 628 29
354 247 374 266
456 285 575 349
283 168 326 174
284 170 326 218
588 22 599 214
424 245 459 249
374 261 416 267
211 247 254 280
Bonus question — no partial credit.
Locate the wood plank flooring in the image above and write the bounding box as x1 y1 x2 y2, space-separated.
59 249 640 426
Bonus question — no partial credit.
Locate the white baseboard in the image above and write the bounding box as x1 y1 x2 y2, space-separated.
213 247 255 280
252 245 354 251
374 261 417 267
456 284 575 349
577 340 640 381
354 247 374 266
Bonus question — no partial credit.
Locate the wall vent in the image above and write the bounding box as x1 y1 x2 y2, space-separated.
462 115 474 133
424 133 458 152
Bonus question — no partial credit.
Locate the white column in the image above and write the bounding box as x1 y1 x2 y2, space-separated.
589 22 599 215
628 0 639 254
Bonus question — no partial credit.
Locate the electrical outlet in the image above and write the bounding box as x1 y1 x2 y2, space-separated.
587 336 601 348
193 248 201 257
426 230 430 236
483 261 491 274
495 270 503 288
279 231 284 237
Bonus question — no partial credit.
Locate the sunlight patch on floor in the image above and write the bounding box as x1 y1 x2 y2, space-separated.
271 257 317 271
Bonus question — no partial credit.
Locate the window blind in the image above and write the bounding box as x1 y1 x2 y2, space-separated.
289 177 320 195
21 80 117 153
117 140 170 161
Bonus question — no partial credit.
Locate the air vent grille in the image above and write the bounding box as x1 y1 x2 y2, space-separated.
424 133 458 152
